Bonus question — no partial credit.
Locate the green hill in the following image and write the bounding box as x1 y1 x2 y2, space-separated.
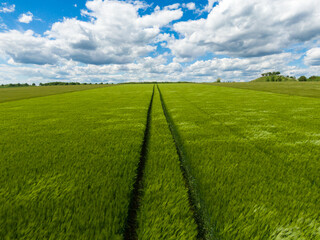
251 76 296 82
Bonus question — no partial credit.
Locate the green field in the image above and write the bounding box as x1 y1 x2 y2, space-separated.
0 85 107 103
0 85 153 239
136 87 197 239
1 83 320 239
160 84 320 239
211 82 320 98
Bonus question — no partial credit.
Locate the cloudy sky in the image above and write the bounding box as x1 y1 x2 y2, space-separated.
0 0 319 84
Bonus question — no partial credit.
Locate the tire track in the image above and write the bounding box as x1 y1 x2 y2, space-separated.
157 85 210 240
124 85 155 240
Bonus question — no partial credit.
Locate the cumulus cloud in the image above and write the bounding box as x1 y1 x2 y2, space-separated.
164 4 180 10
0 0 183 65
0 56 183 84
304 48 320 66
203 0 218 13
185 53 294 79
137 7 183 27
18 12 34 23
0 0 319 83
182 2 196 10
0 52 299 84
0 30 59 65
0 3 15 13
170 0 320 60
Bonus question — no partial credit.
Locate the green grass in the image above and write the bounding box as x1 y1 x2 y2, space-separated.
0 85 107 103
2 82 320 239
211 81 320 98
137 86 198 239
159 83 320 239
0 84 153 239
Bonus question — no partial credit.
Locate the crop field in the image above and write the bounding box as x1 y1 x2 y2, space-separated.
0 84 107 103
0 85 153 239
160 84 320 239
1 83 320 239
136 87 197 240
212 82 320 98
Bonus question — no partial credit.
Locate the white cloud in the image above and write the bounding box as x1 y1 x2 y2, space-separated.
0 56 183 84
0 52 301 84
0 0 319 84
0 3 15 13
19 12 33 24
170 0 320 60
182 53 296 81
0 0 183 65
137 8 183 27
0 30 59 65
182 2 196 10
304 48 320 66
203 0 217 12
164 4 180 10
0 23 7 30
0 16 7 30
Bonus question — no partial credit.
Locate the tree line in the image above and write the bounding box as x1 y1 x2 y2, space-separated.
261 72 320 82
0 83 36 88
1 82 109 88
297 75 320 82
261 72 281 76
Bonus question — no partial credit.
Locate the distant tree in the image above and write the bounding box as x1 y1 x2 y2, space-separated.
270 75 275 82
298 76 307 82
0 83 30 88
216 78 221 83
39 82 81 86
308 76 320 81
262 72 280 77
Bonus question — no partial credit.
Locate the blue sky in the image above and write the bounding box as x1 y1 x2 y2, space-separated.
0 0 319 84
1 1 210 35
